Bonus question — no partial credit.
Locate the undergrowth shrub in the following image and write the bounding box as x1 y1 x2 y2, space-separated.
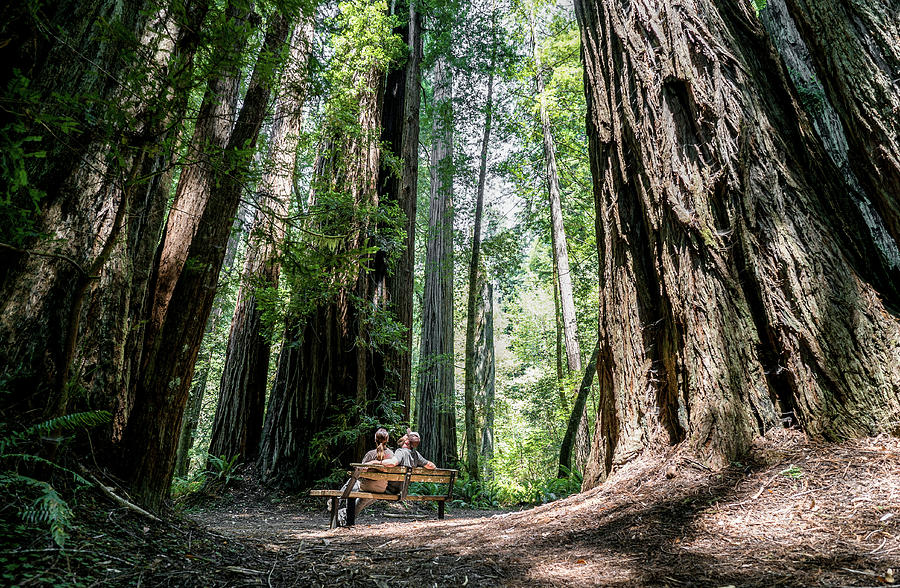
0 410 111 547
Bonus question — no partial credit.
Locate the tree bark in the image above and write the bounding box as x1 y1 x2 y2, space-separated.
574 0 900 490
208 19 313 465
464 56 495 480
781 0 900 252
759 0 900 275
477 281 496 479
174 205 251 477
0 0 195 426
258 26 387 487
120 12 292 510
416 51 457 468
371 0 422 422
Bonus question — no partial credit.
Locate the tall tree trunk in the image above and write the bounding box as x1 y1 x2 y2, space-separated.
0 0 197 427
574 0 900 490
781 0 900 252
532 13 591 474
464 57 495 480
416 51 457 468
208 19 313 465
120 13 292 509
174 205 251 477
258 35 387 487
477 281 496 479
371 0 422 422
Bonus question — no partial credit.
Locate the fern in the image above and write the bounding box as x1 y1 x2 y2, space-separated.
0 410 110 548
2 474 73 547
0 410 111 453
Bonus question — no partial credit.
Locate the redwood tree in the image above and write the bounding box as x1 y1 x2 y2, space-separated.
120 11 292 509
208 18 313 465
574 0 900 489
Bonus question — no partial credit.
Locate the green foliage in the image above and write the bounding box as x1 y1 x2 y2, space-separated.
0 411 110 547
751 0 768 16
780 465 803 479
207 453 241 485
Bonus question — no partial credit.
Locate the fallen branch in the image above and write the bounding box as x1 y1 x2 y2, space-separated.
79 466 161 522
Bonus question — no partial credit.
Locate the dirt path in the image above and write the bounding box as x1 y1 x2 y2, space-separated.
184 430 899 587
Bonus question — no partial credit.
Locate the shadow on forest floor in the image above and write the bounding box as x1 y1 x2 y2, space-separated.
4 429 898 586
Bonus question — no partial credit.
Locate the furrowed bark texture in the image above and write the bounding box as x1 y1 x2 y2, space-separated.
209 19 312 465
416 52 457 468
782 0 900 251
0 2 205 423
477 281 496 478
759 0 900 277
121 13 291 509
371 0 421 421
575 0 900 489
464 59 494 480
258 63 384 488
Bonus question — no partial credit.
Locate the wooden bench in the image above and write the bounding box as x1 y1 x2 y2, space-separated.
310 464 457 528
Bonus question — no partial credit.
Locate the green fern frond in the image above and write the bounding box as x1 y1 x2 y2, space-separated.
0 453 90 485
21 483 72 547
0 410 111 453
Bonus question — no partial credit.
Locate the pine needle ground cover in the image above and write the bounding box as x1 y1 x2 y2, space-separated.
5 430 895 586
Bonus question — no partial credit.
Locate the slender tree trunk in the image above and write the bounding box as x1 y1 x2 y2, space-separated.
531 13 591 474
416 51 457 468
174 205 250 477
574 0 900 490
208 19 313 465
781 0 900 252
464 58 495 480
120 13 292 509
531 15 582 375
477 281 496 479
558 341 599 477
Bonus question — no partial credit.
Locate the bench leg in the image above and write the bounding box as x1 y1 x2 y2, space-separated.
330 497 339 529
438 501 445 520
346 497 356 526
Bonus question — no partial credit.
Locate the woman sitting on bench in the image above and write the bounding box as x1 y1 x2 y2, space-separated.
335 427 398 524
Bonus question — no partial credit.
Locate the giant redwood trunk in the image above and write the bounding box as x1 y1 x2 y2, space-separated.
258 58 386 487
416 51 458 469
759 0 900 277
208 19 313 465
370 0 422 421
781 0 900 251
120 13 291 509
0 1 204 427
574 0 900 489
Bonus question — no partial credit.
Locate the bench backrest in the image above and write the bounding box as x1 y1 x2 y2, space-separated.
348 464 457 500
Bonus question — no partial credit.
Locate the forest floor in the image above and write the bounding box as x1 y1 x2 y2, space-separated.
5 428 899 587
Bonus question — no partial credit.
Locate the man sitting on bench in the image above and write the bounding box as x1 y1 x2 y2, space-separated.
386 430 436 494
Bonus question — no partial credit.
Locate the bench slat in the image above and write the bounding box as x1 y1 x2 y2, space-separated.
309 489 450 501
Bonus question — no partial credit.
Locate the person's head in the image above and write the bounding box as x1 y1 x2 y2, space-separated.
407 431 421 449
397 434 409 449
375 427 389 460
